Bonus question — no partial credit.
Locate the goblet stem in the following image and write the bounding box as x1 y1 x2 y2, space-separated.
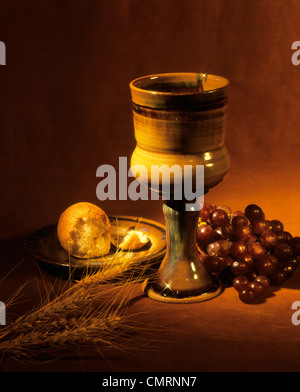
144 199 221 302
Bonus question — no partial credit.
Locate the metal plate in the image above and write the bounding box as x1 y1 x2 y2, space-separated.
25 216 166 279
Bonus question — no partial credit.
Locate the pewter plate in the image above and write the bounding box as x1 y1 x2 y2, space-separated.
25 216 166 280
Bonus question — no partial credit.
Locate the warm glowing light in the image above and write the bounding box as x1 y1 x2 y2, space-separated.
161 280 173 294
204 152 212 161
191 262 196 272
194 274 199 280
206 163 214 167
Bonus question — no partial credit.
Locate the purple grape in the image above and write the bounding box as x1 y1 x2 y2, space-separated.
207 240 231 257
278 262 295 279
210 209 230 228
196 224 215 246
287 256 300 270
256 254 278 275
233 276 249 292
203 255 224 275
251 220 270 236
215 224 234 240
230 260 250 276
270 219 284 234
276 232 287 243
239 287 256 303
231 215 250 228
230 241 248 259
248 280 265 298
283 231 293 244
248 242 266 260
233 225 254 243
217 205 232 216
244 204 265 223
260 231 277 249
254 275 270 289
274 242 293 262
199 205 211 222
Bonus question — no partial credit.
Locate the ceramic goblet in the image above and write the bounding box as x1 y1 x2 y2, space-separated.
129 73 230 303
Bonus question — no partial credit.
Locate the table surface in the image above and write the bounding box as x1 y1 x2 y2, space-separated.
1 194 300 373
1 0 300 375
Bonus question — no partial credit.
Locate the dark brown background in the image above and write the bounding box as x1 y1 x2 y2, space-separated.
1 0 300 373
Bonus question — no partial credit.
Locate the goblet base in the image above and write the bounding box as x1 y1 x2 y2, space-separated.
142 277 222 304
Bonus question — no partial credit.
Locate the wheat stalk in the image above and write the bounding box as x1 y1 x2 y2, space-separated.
0 314 121 362
0 252 159 364
1 254 137 333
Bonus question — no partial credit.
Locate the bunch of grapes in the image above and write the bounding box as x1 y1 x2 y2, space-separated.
197 203 300 303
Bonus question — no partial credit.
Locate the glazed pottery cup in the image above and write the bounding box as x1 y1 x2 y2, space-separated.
129 73 230 303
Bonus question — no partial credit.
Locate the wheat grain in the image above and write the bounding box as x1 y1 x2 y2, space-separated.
0 252 159 363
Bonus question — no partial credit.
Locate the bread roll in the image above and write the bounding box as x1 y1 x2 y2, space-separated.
57 202 111 258
119 230 149 250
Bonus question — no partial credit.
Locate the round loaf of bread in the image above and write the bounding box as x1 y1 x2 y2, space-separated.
57 202 111 258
